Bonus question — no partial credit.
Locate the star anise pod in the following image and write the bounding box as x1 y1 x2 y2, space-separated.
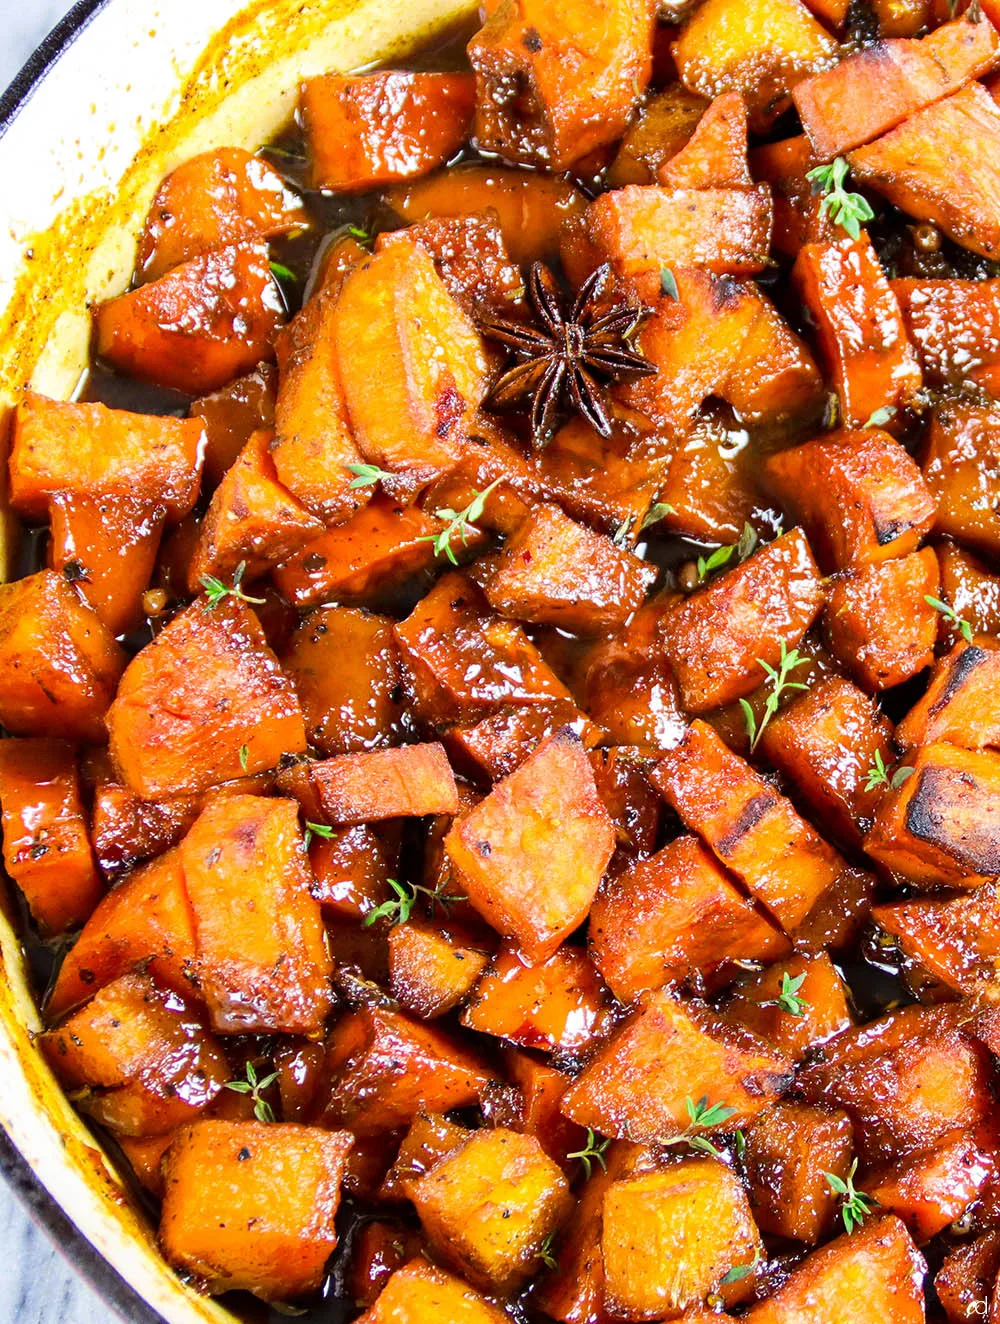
479 262 656 445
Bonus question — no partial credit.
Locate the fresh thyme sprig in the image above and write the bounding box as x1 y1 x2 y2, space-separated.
864 405 897 428
269 261 297 285
741 639 812 752
362 878 466 928
567 1128 611 1179
346 462 394 489
659 1095 739 1160
660 266 679 300
303 821 337 850
200 561 266 610
719 1248 762 1285
537 1229 559 1270
925 594 974 644
420 478 503 566
865 751 915 792
642 501 675 531
761 971 809 1017
824 1159 875 1233
224 1060 278 1123
806 157 875 241
696 523 759 583
238 745 249 773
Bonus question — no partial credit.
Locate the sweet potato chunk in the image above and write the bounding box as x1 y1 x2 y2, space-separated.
561 992 792 1141
742 1101 853 1244
659 529 824 713
922 403 1000 556
468 0 655 169
894 277 1000 396
602 1158 764 1317
9 392 204 521
444 728 615 962
589 834 790 1003
191 364 276 487
179 795 331 1034
723 952 853 1060
865 743 1000 888
863 1129 998 1244
533 1160 613 1323
137 146 308 279
42 974 227 1137
938 542 1000 642
302 72 474 192
357 1257 508 1324
0 569 125 743
160 1120 353 1300
850 82 1000 260
750 133 834 255
500 1049 586 1165
0 738 102 935
481 504 657 634
652 721 851 932
897 638 1000 751
658 91 752 189
791 240 922 427
936 1231 1000 1324
722 288 824 425
389 920 491 1020
874 883 1000 995
765 429 936 572
609 84 708 186
310 1006 491 1134
95 241 284 395
302 743 459 825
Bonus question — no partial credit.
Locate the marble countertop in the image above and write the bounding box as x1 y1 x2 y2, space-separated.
1 14 121 1322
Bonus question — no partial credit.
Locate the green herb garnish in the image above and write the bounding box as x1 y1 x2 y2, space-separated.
660 267 679 300
567 1128 611 1179
824 1160 875 1234
346 462 394 489
303 821 337 850
806 157 875 241
200 561 266 610
865 750 915 792
420 479 502 566
740 639 812 753
224 1060 278 1123
925 594 974 644
362 878 465 929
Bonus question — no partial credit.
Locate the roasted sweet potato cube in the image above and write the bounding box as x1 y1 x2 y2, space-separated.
794 863 877 955
501 1049 586 1167
796 1004 993 1164
758 675 895 848
897 639 1000 751
742 1101 853 1244
468 0 654 169
938 542 1000 642
95 241 284 395
865 743 1000 888
586 184 774 277
602 1158 763 1317
9 391 204 521
179 795 331 1034
0 738 102 935
589 834 790 1003
137 146 308 279
561 992 792 1142
723 952 853 1059
310 1006 491 1135
765 429 936 572
936 1231 1000 1324
583 649 687 752
652 720 851 932
873 883 1000 994
792 15 1000 159
741 1216 925 1323
160 1119 352 1300
89 765 201 878
533 1163 612 1322
824 549 940 692
409 1128 571 1295
657 91 751 189
349 1221 426 1309
750 133 833 255
791 240 922 427
658 529 824 712
481 504 657 635
588 747 663 857
401 215 525 320
389 921 491 1020
381 1113 469 1202
0 569 125 743
672 0 838 130
893 277 1000 395
444 729 615 962
191 364 276 488
333 237 490 490
108 598 305 798
638 413 757 542
609 84 708 186
850 84 1000 261
462 944 615 1053
445 703 601 784
722 289 824 425
922 403 1000 556
302 71 474 192
304 743 459 826
862 1129 996 1244
117 1132 175 1199
42 974 227 1137
357 1257 508 1324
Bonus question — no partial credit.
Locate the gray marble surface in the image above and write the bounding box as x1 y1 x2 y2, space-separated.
1 14 117 1324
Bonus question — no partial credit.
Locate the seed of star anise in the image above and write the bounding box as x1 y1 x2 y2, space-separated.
478 262 656 445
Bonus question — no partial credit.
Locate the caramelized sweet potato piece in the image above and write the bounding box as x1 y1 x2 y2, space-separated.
533 1160 613 1322
302 72 474 192
0 738 102 934
865 742 1000 888
9 392 204 521
923 403 1000 556
938 542 1000 642
401 215 525 320
357 1257 508 1324
765 429 936 572
893 277 1000 395
445 703 602 783
588 747 663 857
191 364 276 488
897 639 1000 751
824 549 940 691
863 1129 999 1243
303 743 459 825
108 598 305 798
602 1158 764 1316
874 883 1000 995
653 721 851 932
89 761 201 877
42 973 227 1137
179 795 331 1034
722 288 824 425
659 529 824 713
850 83 1000 260
608 84 708 187
936 1231 1000 1324
0 569 125 743
794 863 877 955
750 133 833 255
742 1100 853 1244
349 1221 425 1309
657 91 751 189
444 729 615 962
137 146 308 279
723 952 853 1059
310 1006 491 1134
791 239 922 427
589 834 790 1003
381 1113 469 1202
160 1119 353 1300
95 241 284 395
307 824 394 921
468 0 655 169
561 992 792 1141
501 1049 586 1166
389 920 491 1021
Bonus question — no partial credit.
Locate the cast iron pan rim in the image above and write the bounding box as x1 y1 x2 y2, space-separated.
0 0 112 137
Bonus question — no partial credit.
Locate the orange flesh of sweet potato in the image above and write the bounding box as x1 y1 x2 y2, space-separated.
179 794 331 1034
658 528 824 712
652 720 851 932
398 215 525 320
444 728 615 962
609 84 709 186
190 364 276 488
863 1128 999 1244
923 402 1000 557
873 882 1000 994
750 133 834 255
348 1221 425 1308
107 597 305 799
388 920 491 1020
533 1159 613 1322
160 1119 353 1300
137 146 308 280
589 833 791 1003
893 277 1000 395
444 702 603 784
765 428 936 572
302 71 475 192
723 951 853 1060
794 863 877 955
657 90 752 189
636 413 757 542
897 638 1000 750
95 241 284 395
742 1100 853 1243
381 1113 469 1203
721 287 824 425
308 742 459 824
561 991 792 1142
938 543 1000 642
849 83 1000 260
0 738 102 935
9 391 204 522
307 823 395 920
357 1257 509 1324
500 1048 586 1166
